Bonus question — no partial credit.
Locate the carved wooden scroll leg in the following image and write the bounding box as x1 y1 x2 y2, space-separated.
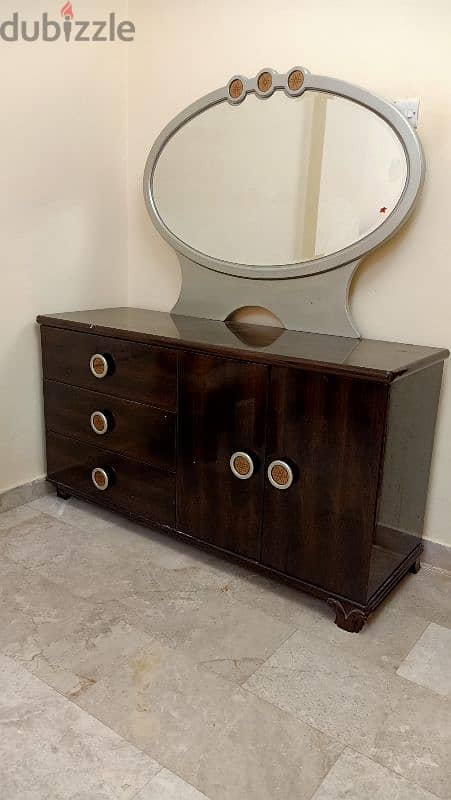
409 557 422 574
328 598 368 633
56 486 71 501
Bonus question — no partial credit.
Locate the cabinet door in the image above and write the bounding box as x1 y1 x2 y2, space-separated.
261 368 387 603
177 352 268 559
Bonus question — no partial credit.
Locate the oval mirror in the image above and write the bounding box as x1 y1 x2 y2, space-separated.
144 70 423 280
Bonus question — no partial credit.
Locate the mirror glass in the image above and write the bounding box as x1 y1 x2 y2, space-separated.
153 90 408 266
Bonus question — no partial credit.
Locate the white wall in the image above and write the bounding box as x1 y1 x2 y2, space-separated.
127 0 451 547
0 0 129 491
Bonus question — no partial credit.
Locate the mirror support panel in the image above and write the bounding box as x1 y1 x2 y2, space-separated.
173 255 361 339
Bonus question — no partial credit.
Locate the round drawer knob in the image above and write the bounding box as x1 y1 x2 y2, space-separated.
230 451 254 480
92 467 110 491
90 411 109 436
90 354 110 379
268 460 294 490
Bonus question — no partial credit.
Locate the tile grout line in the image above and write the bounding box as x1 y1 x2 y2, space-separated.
128 767 165 800
238 625 303 686
306 745 442 800
243 672 448 798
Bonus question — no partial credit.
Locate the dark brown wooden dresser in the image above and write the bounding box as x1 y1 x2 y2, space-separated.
37 307 448 631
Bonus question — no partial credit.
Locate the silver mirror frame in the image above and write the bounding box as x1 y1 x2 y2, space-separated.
143 67 425 281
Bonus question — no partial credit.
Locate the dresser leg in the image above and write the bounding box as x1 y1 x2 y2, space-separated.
328 598 368 633
56 486 71 501
409 557 421 574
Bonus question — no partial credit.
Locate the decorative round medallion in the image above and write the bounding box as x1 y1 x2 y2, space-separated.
90 411 109 436
90 354 109 379
268 460 294 490
229 78 244 100
257 71 273 94
287 69 304 92
230 451 254 480
92 467 110 491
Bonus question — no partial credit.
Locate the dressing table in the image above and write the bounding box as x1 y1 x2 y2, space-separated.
37 67 448 631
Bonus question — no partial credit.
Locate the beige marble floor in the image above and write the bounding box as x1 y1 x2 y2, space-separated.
0 495 450 800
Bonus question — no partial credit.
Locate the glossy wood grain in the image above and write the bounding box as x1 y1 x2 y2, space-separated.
37 308 449 382
40 325 177 409
43 380 176 471
367 361 444 598
46 431 175 527
261 368 387 603
177 352 267 559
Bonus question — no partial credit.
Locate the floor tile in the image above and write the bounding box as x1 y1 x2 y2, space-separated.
0 654 160 799
134 769 209 800
29 494 120 533
3 513 158 601
19 510 237 602
119 591 295 684
386 566 451 628
4 497 451 799
0 504 42 531
76 639 342 800
244 630 451 798
396 622 451 696
28 496 237 581
226 572 429 672
311 748 439 800
0 564 93 659
23 605 157 698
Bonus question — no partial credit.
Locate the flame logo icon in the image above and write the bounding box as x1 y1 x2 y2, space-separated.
61 2 74 18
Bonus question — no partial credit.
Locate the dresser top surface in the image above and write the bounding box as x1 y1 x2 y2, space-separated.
37 307 449 382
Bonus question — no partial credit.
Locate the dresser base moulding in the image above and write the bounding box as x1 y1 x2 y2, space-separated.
327 599 368 633
47 480 424 631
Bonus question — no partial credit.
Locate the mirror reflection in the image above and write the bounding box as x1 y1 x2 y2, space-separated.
153 90 408 266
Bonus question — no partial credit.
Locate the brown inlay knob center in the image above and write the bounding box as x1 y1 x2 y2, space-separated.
234 455 251 476
257 71 273 93
271 464 289 485
230 451 254 480
229 78 244 99
288 69 304 92
268 460 294 490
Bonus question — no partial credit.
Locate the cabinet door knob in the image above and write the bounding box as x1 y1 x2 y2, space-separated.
230 451 255 480
267 460 294 490
90 411 110 435
90 353 110 379
92 467 110 491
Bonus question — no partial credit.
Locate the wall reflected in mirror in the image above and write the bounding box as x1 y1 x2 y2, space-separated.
153 90 408 267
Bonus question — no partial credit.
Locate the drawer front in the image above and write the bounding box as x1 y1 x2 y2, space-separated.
46 431 175 527
43 380 176 471
41 326 177 409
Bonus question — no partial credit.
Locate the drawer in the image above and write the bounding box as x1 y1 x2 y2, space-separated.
43 380 176 471
41 326 177 409
46 432 175 527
